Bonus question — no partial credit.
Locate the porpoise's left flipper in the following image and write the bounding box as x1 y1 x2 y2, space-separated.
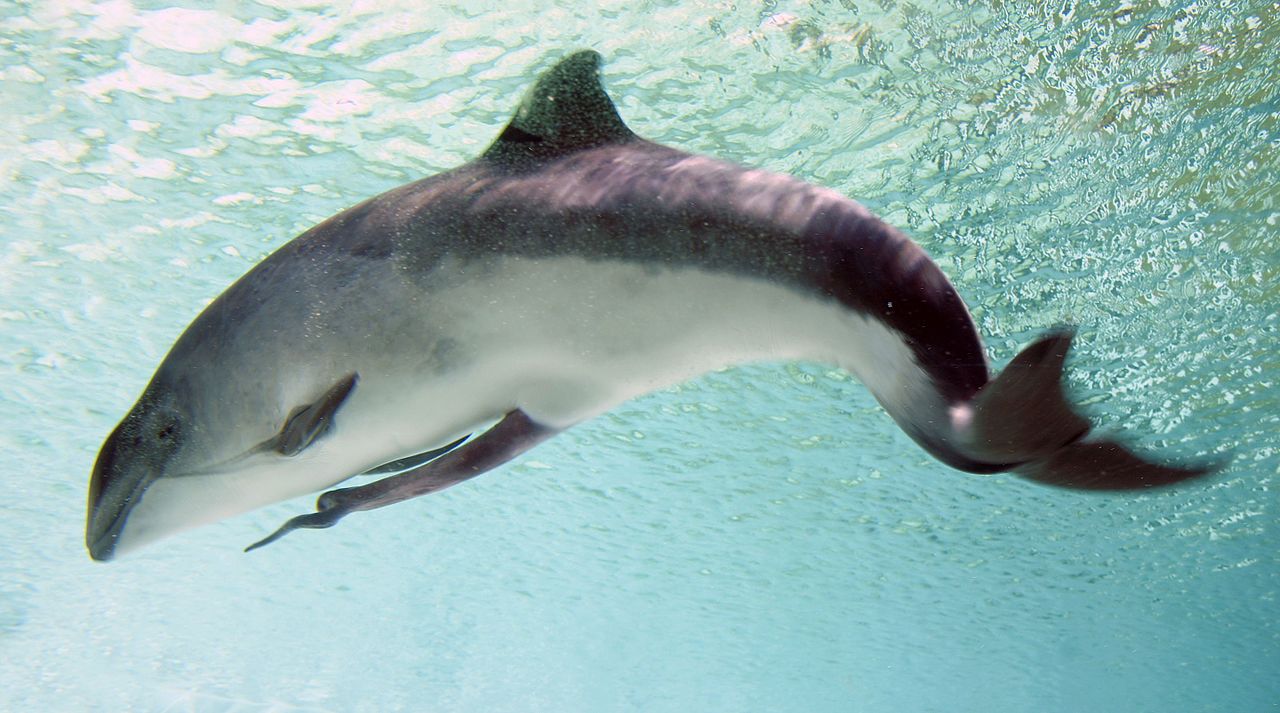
245 410 558 552
361 435 471 475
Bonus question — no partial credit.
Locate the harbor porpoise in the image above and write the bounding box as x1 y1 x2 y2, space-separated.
86 50 1212 561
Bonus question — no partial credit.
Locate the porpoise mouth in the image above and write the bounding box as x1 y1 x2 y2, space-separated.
86 420 158 562
87 503 128 562
86 466 150 562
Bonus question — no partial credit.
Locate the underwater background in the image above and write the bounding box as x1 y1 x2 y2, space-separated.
2 0 1277 710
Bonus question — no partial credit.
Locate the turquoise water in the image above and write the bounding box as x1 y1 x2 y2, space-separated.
2 0 1277 710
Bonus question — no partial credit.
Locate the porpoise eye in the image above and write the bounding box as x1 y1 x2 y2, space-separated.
157 425 176 440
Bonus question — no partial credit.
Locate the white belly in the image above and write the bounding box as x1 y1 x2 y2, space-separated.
411 255 925 429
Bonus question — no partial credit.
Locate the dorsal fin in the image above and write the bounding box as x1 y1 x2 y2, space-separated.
482 50 636 165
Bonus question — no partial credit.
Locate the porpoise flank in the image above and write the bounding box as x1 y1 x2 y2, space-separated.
86 50 1214 561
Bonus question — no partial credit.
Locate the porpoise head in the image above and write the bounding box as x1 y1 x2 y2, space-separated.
87 375 191 561
87 300 365 561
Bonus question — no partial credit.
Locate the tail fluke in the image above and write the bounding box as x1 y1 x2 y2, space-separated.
963 329 1089 464
958 329 1219 490
1016 438 1216 490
